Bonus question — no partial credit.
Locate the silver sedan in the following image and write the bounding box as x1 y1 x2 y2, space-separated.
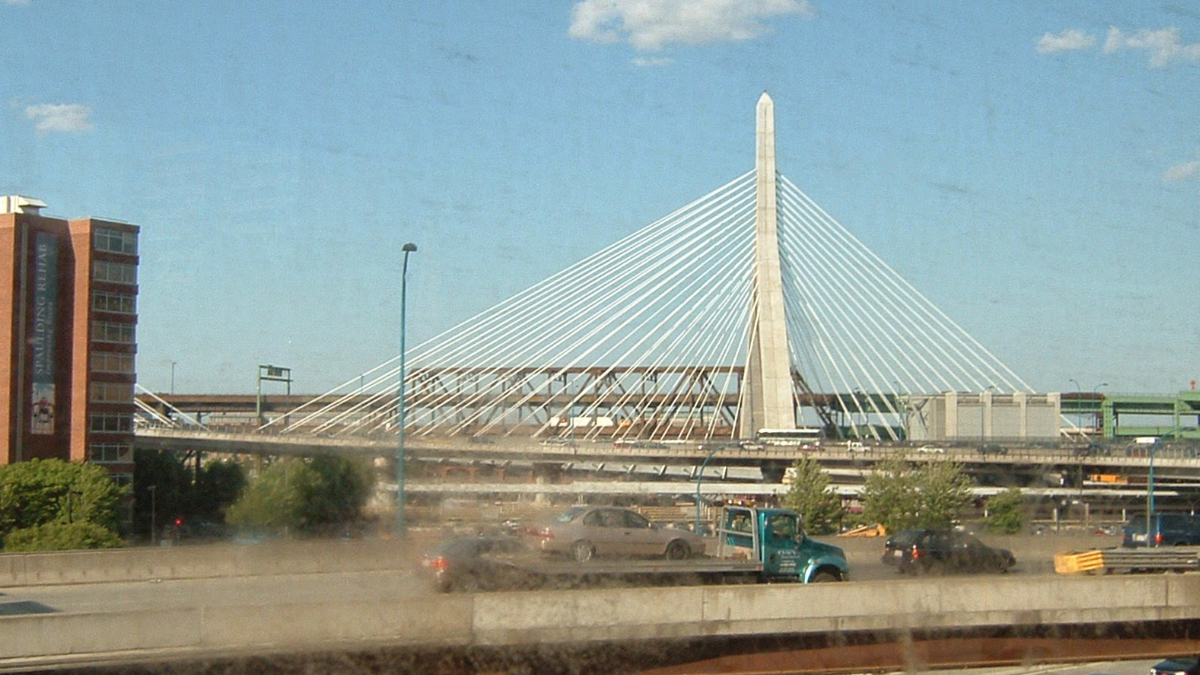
525 506 706 562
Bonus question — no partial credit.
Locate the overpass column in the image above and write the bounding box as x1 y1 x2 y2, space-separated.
739 92 795 438
532 463 561 504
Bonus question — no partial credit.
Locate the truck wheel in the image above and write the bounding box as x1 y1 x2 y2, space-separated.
810 570 839 583
665 540 690 561
571 540 594 563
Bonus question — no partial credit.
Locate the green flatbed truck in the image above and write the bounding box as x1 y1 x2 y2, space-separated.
490 505 849 589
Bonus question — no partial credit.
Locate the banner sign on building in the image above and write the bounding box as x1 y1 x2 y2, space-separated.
30 232 58 435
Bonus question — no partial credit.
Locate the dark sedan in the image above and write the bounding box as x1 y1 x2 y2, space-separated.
1151 657 1200 675
882 528 1015 575
420 536 540 592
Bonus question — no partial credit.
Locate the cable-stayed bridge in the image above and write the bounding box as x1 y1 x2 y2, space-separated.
140 94 1049 454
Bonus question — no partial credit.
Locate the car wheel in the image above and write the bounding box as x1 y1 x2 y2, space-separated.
664 540 690 561
810 570 839 582
571 540 594 563
455 576 483 593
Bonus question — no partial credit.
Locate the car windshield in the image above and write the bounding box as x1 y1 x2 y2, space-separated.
889 530 924 547
554 507 588 523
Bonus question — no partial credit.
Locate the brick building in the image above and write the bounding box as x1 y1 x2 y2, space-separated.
0 196 138 489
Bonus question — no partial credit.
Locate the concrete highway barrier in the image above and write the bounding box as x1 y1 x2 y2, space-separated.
2 574 1199 672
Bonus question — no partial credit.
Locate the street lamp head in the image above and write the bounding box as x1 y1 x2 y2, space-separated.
402 242 418 253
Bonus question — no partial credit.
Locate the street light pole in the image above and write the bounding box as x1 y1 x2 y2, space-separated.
694 445 723 534
396 242 418 537
170 361 177 396
1146 425 1182 548
1069 379 1081 438
148 485 157 546
1090 382 1109 436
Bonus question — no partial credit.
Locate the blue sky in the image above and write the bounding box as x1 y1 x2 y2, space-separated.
2 1 1197 396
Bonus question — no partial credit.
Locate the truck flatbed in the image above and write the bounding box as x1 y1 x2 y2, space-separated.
494 553 766 577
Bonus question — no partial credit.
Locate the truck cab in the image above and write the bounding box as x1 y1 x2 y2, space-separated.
717 505 849 582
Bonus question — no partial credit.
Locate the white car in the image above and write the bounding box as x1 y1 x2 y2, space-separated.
917 445 946 454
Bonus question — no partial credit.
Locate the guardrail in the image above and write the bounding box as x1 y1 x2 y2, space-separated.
1055 547 1200 574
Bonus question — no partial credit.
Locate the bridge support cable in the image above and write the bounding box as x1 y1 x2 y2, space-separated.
426 177 756 438
407 172 753 438
133 384 209 430
780 176 1032 394
273 173 756 438
780 183 984 396
565 242 754 442
772 177 1036 438
260 358 398 433
407 170 754 373
463 196 754 437
422 177 753 429
779 190 946 433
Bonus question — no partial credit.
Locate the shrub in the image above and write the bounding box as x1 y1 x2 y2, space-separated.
4 521 124 552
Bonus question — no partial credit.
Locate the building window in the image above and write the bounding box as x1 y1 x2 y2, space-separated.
88 413 133 433
88 442 133 464
92 291 137 315
93 260 137 285
92 351 135 374
93 321 135 344
90 381 134 403
110 473 134 489
94 228 138 256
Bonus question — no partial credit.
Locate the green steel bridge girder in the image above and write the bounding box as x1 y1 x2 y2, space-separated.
1100 391 1200 440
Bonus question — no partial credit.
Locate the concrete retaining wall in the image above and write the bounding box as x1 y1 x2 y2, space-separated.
0 539 410 587
469 575 1200 645
3 575 1199 672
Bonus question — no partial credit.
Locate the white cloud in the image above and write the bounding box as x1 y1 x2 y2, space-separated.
1104 26 1200 67
1163 160 1200 182
1036 29 1096 54
569 0 814 52
24 103 93 133
3 0 31 5
632 56 673 67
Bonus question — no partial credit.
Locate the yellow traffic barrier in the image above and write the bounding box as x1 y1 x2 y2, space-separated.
1054 550 1105 574
840 524 887 537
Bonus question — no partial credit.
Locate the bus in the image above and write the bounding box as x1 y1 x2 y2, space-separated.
756 427 823 446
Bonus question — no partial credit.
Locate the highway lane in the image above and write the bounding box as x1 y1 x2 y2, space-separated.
0 568 433 615
0 532 1113 613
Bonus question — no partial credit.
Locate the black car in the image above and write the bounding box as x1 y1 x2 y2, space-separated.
882 528 1015 575
977 443 1007 457
1151 657 1200 675
420 536 540 592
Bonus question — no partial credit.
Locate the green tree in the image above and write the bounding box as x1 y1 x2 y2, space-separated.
781 457 844 535
0 459 127 551
226 460 303 532
984 488 1025 534
191 460 247 521
861 456 920 533
4 521 124 552
132 449 192 539
860 455 973 533
294 456 372 532
913 460 975 529
226 457 373 535
133 450 247 539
